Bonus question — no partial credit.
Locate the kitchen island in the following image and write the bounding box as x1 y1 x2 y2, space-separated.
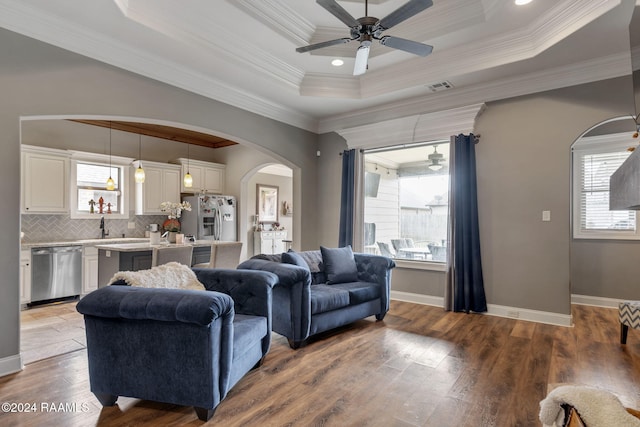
95 241 214 287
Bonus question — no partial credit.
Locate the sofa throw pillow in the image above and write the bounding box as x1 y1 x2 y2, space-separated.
109 262 206 291
320 245 358 284
282 251 310 271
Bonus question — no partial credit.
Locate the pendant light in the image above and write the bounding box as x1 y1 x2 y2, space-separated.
183 143 193 188
106 122 116 191
134 134 146 183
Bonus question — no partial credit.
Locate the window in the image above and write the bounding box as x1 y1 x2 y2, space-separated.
69 153 129 219
364 142 449 263
572 132 638 239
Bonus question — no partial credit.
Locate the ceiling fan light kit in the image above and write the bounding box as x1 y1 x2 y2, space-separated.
354 40 371 76
297 0 434 75
428 145 444 171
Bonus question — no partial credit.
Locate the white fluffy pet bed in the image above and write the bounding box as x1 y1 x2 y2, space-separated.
539 385 640 427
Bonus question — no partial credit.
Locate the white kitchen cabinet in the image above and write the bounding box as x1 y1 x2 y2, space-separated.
22 146 69 214
134 161 181 215
254 230 287 255
20 250 31 305
82 246 99 295
173 158 225 194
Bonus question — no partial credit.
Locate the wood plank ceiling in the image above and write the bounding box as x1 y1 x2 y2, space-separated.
69 119 237 149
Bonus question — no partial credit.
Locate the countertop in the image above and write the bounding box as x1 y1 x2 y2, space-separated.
21 237 150 250
94 240 214 252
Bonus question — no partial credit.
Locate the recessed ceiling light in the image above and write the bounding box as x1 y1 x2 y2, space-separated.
331 59 344 67
515 0 532 5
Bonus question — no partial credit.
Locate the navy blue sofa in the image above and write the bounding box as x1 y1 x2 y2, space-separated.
238 246 395 349
76 268 278 421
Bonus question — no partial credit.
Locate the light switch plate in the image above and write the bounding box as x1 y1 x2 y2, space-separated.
542 210 551 222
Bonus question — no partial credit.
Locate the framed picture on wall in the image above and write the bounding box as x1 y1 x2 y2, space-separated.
257 184 279 223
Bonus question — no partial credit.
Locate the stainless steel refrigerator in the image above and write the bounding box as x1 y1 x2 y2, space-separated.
180 195 237 241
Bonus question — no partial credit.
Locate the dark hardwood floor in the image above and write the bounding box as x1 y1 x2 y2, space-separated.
2 301 640 426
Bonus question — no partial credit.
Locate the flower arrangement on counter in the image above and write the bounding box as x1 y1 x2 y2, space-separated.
160 201 192 219
160 201 192 232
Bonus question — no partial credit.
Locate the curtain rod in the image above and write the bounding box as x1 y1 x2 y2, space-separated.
339 133 481 155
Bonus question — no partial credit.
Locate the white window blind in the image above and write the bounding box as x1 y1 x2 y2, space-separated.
579 150 634 231
572 132 639 240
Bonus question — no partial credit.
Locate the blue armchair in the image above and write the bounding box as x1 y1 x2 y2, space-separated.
76 268 277 421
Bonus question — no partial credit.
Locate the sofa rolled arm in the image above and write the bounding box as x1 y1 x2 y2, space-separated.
238 258 312 344
193 268 277 318
354 253 396 284
77 285 234 326
238 259 312 289
354 253 395 317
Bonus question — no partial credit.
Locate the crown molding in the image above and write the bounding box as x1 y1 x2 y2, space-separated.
319 51 631 133
336 104 485 150
0 0 318 132
232 0 314 46
300 73 361 98
114 0 304 89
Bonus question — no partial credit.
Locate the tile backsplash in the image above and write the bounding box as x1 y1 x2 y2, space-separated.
21 212 167 243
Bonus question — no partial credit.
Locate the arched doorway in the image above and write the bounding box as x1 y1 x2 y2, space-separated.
240 163 294 260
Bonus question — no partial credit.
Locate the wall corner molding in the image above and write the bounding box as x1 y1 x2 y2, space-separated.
0 354 23 378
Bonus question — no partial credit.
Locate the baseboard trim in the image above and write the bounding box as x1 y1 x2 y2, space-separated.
486 304 572 327
390 290 444 307
391 291 572 327
0 354 23 377
571 294 623 308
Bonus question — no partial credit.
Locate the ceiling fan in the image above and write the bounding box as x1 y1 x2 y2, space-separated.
296 0 434 76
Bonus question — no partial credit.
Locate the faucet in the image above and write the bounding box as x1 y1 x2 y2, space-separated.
100 216 109 239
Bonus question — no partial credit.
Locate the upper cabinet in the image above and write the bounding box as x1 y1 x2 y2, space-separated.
173 158 225 194
134 161 181 215
21 145 70 214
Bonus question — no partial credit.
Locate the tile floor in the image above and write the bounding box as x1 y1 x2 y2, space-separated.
20 300 85 365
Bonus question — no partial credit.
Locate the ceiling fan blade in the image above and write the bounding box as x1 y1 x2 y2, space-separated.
316 0 359 28
296 37 355 53
377 0 433 30
379 36 433 56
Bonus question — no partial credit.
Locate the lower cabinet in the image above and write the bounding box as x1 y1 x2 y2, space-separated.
82 246 99 295
20 250 31 305
254 231 287 255
97 246 211 287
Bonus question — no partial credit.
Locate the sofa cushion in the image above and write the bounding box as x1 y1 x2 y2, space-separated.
331 282 381 305
297 250 323 273
321 246 358 284
310 284 350 314
282 251 310 270
233 314 268 358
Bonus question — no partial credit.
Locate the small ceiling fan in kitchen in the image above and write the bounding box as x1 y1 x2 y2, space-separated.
296 0 434 76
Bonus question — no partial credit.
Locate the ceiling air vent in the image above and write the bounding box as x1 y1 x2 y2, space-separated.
426 81 454 92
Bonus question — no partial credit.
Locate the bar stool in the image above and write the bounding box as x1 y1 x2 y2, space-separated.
619 301 640 344
193 242 242 269
151 245 193 267
282 239 293 252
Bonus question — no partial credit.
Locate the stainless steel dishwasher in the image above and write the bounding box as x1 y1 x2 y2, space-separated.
31 246 83 303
